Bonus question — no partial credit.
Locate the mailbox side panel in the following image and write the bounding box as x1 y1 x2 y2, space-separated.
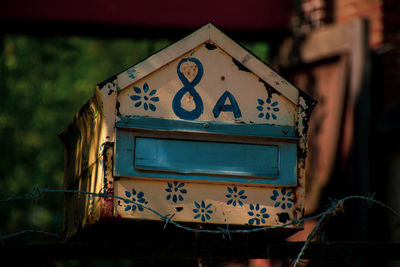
61 82 118 239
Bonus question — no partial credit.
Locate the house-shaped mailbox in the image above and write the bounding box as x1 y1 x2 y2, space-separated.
61 24 316 239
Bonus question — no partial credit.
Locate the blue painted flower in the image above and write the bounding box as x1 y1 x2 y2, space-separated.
123 188 146 212
130 82 159 111
226 186 247 207
270 188 294 209
256 97 279 120
165 181 187 203
248 204 270 225
193 200 213 222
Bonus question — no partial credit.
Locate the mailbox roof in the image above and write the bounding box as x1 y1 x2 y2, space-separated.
110 23 300 104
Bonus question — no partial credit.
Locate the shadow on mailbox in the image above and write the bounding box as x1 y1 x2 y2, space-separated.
60 23 316 240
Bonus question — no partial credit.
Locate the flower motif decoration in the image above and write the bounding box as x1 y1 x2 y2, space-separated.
165 181 187 203
193 200 213 222
256 97 279 120
248 204 270 225
123 188 147 212
270 188 294 209
130 82 159 111
226 186 247 207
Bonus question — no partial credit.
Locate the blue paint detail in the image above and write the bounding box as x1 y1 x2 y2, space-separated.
115 129 298 186
130 83 158 112
270 188 294 209
143 83 149 93
212 91 242 119
127 69 136 79
135 137 279 177
248 204 270 225
88 195 95 212
193 200 213 222
165 181 187 203
226 186 247 207
116 117 297 139
130 95 141 101
172 57 204 120
257 97 279 121
123 188 147 212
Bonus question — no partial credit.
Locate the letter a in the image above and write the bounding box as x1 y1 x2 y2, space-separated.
212 91 242 119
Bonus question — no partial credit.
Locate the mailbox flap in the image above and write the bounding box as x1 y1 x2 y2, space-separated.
114 129 298 186
135 137 279 177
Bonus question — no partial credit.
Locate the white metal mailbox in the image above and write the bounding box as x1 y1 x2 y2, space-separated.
61 23 316 239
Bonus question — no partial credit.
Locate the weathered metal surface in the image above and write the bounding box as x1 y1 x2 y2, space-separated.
61 24 316 238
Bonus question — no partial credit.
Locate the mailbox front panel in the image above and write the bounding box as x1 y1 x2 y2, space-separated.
110 32 307 227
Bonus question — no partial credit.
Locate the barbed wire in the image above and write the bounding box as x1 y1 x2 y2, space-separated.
1 186 400 266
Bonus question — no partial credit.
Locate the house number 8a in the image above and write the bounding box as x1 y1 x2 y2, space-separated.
172 57 242 120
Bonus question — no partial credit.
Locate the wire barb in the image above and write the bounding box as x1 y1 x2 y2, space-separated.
163 214 175 230
217 224 231 241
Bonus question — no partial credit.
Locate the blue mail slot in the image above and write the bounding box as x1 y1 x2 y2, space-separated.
135 137 279 177
114 128 298 186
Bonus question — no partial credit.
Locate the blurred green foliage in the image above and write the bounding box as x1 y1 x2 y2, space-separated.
0 34 269 242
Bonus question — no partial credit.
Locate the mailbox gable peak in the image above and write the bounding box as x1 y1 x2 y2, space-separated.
115 23 299 105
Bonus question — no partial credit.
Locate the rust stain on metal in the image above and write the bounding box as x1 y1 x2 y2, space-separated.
185 93 193 103
100 187 114 218
180 61 198 81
